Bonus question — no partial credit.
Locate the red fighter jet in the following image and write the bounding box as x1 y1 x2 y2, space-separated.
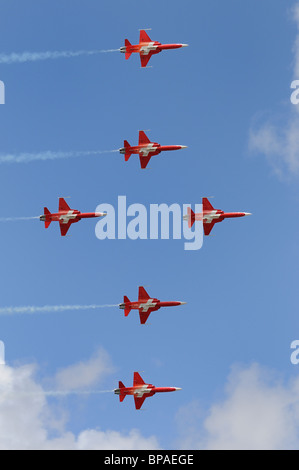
119 130 187 169
119 286 186 324
40 197 106 236
114 372 182 410
120 29 188 68
184 197 252 236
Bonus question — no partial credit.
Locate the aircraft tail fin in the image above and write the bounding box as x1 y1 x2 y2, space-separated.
124 140 132 161
119 381 126 401
187 207 195 228
123 295 131 316
125 39 132 60
44 207 51 229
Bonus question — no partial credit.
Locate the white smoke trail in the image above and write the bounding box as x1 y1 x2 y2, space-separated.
0 149 118 164
0 304 119 316
0 389 114 398
0 216 40 222
43 390 113 396
0 49 120 64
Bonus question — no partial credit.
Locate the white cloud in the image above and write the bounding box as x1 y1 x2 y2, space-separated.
54 347 115 391
0 358 160 450
249 3 299 177
4 356 299 450
176 363 299 450
249 115 299 177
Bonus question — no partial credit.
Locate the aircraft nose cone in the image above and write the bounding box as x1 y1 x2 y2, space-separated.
244 212 252 216
181 44 189 47
180 146 188 149
180 302 187 305
175 387 182 391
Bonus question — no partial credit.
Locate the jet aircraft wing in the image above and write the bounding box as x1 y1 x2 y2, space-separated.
59 220 72 236
134 372 146 386
134 394 147 410
140 53 153 68
139 30 152 43
138 131 151 145
203 221 215 236
138 308 153 325
59 197 71 212
139 154 152 169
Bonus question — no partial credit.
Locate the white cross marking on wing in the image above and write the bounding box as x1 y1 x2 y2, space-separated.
134 386 151 397
203 211 222 223
59 211 77 224
139 144 156 156
140 43 157 55
140 299 156 312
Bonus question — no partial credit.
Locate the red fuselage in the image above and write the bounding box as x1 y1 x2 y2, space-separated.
193 210 251 223
120 143 185 158
41 210 103 224
116 385 180 398
120 298 185 313
114 372 181 409
122 41 187 55
120 30 188 68
119 130 187 168
119 286 186 324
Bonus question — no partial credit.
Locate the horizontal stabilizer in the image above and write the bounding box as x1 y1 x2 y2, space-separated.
118 380 126 401
125 39 132 60
44 207 51 229
124 140 132 161
187 207 195 228
123 295 131 316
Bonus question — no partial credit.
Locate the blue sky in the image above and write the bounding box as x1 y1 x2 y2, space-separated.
0 0 299 450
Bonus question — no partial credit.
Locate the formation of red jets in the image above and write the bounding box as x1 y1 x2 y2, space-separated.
40 195 251 239
34 30 252 410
